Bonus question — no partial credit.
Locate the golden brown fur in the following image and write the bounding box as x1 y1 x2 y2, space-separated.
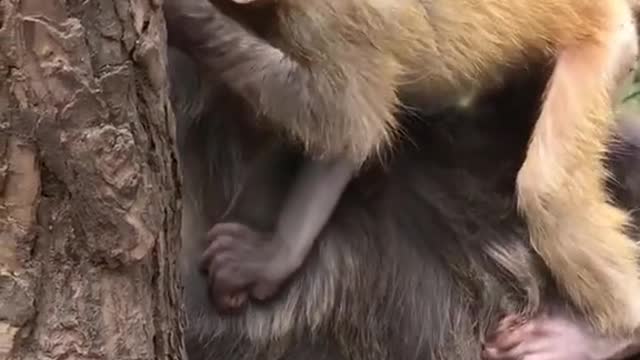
271 0 618 160
166 0 640 336
266 0 640 335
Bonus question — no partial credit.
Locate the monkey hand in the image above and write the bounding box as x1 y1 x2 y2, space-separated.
200 222 293 314
482 313 636 360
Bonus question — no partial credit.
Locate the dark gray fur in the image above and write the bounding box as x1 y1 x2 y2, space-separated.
168 43 640 360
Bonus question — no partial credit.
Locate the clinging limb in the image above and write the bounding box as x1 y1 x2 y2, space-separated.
483 311 640 360
515 2 640 334
164 0 640 331
200 158 356 311
164 0 403 311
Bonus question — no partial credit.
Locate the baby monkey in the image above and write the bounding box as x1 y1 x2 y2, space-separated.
164 0 640 337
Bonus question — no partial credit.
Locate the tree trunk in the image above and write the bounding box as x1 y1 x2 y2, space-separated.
0 1 184 359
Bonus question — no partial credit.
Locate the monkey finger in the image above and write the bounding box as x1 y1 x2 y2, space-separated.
201 235 235 265
485 315 525 343
484 324 560 360
207 252 239 279
486 316 520 344
495 314 527 333
482 341 539 360
481 346 516 360
199 237 231 273
485 321 536 352
207 222 250 240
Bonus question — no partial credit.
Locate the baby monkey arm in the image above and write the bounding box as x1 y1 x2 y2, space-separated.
201 157 357 312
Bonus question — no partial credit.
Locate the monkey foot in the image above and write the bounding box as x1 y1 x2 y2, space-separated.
200 222 291 313
482 313 638 360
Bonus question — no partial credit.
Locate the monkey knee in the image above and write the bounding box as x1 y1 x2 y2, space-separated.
514 162 562 216
515 160 613 220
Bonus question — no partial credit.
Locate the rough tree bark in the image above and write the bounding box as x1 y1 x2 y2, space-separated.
0 0 184 359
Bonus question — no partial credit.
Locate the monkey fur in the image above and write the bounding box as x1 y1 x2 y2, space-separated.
168 43 640 359
482 108 640 360
164 0 640 337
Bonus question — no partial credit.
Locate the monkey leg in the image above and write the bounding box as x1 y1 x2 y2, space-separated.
201 158 356 312
482 312 640 360
515 6 640 336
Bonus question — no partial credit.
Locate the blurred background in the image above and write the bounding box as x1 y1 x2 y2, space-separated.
621 66 640 113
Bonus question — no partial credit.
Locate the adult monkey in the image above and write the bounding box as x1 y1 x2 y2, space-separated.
164 0 640 342
168 40 640 359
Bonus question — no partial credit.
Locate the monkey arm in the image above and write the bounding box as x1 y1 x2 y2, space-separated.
201 156 357 308
163 0 401 164
271 157 357 271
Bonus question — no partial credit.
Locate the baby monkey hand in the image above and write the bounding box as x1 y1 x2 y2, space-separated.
200 222 294 313
482 312 639 360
